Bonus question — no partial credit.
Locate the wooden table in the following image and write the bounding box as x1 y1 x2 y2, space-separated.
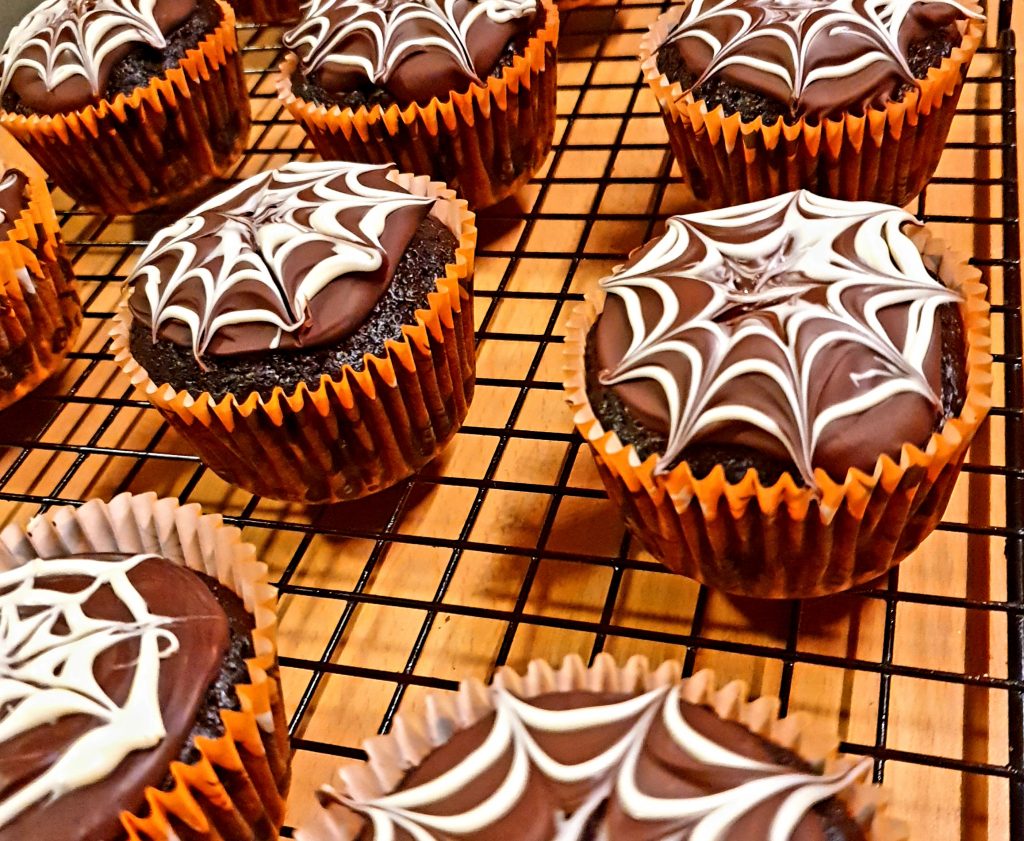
0 1 1020 837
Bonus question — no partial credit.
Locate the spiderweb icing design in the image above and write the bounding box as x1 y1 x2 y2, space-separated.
323 685 870 840
127 160 437 360
0 554 177 829
0 0 174 99
661 0 982 113
283 0 536 89
594 190 962 486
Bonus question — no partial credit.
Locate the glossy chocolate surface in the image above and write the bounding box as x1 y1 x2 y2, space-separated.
588 190 963 486
658 0 980 119
0 553 230 841
0 0 199 113
319 688 868 840
0 169 28 238
127 161 436 360
283 0 538 105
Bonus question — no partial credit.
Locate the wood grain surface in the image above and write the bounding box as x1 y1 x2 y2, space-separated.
0 0 1020 838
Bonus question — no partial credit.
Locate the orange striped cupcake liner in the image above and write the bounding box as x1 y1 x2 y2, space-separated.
111 171 478 504
639 3 985 208
0 170 80 411
0 1 251 215
0 492 290 841
564 226 992 599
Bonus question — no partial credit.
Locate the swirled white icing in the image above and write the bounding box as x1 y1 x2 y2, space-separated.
0 554 177 829
595 190 962 485
127 160 437 360
0 0 173 98
283 0 537 86
660 0 983 113
327 685 870 839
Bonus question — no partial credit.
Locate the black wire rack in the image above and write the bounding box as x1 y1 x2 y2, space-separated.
0 0 1019 836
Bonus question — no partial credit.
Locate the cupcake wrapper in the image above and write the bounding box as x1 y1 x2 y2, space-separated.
564 227 992 599
0 492 289 841
0 1 251 215
639 6 985 208
0 172 81 411
275 0 559 209
227 0 300 23
111 172 478 504
297 653 907 841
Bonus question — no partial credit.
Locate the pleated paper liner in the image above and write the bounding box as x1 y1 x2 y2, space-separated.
275 0 559 209
0 492 289 841
111 172 478 504
0 1 251 216
296 654 907 841
563 226 992 600
0 170 81 411
638 4 985 208
226 0 300 23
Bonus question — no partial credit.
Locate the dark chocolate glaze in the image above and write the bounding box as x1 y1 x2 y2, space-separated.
0 553 255 841
586 302 967 486
0 170 28 238
283 0 538 106
655 0 979 121
0 0 204 115
287 16 535 112
127 162 437 361
656 26 959 124
585 191 967 487
128 210 458 401
332 690 867 840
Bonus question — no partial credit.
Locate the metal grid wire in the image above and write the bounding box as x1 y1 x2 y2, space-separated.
0 0 1018 836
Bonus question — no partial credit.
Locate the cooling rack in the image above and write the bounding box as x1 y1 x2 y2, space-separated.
0 0 1018 836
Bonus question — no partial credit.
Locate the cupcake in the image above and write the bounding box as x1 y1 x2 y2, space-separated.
111 160 477 503
276 0 559 209
639 0 985 208
0 492 289 841
227 0 301 23
0 166 80 412
564 190 991 599
0 0 252 215
297 654 905 840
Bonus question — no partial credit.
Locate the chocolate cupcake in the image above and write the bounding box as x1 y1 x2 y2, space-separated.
0 492 288 841
564 190 991 598
111 160 477 503
0 166 80 411
276 0 559 208
298 655 905 840
0 0 251 214
639 0 985 208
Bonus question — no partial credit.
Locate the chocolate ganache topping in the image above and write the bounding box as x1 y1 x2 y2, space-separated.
127 161 437 361
0 553 229 841
590 190 963 487
315 686 870 840
658 0 983 119
0 170 29 239
283 0 537 105
0 0 199 114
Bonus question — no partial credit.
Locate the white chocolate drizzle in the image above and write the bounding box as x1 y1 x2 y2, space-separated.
283 0 537 86
597 190 962 485
327 685 871 839
0 554 178 829
662 0 982 105
129 160 436 360
0 0 171 98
